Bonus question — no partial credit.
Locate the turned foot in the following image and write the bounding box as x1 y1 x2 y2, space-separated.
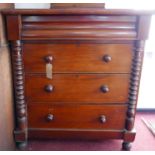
122 142 132 151
16 141 27 150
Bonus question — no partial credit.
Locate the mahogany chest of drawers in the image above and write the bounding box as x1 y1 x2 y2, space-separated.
2 7 153 150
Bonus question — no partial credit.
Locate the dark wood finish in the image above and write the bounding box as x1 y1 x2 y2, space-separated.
22 29 136 41
11 40 27 148
51 3 105 9
122 142 132 151
6 15 21 40
44 84 54 93
28 104 127 130
123 129 136 142
103 54 112 63
122 129 136 150
2 6 153 150
99 115 107 123
21 15 136 41
2 9 155 15
122 40 145 150
125 40 145 131
100 85 109 93
44 55 53 63
28 129 124 140
0 3 15 151
25 74 130 103
22 15 136 22
23 44 133 73
46 114 54 122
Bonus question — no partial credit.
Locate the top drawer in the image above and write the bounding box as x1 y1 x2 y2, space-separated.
23 43 133 73
22 15 137 40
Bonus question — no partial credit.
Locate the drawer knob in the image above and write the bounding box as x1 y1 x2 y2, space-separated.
100 115 106 123
103 55 112 63
44 85 53 92
46 114 54 121
100 85 109 93
44 56 53 63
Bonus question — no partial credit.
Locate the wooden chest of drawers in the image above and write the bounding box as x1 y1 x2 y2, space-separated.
2 7 153 150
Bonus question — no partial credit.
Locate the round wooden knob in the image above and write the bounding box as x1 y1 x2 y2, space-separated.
100 115 106 123
46 114 54 121
103 55 112 63
44 85 53 92
44 56 53 63
100 85 109 93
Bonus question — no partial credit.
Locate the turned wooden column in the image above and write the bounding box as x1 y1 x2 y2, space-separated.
126 41 145 130
11 40 27 149
3 14 28 149
122 40 145 150
122 14 151 150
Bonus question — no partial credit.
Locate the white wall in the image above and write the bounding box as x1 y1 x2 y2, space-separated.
14 0 155 9
15 3 50 8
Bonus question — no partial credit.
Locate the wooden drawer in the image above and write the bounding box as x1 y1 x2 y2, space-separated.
23 44 133 73
28 104 127 130
22 15 137 40
25 74 130 103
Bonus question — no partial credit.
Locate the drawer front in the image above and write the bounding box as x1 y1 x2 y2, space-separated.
25 74 130 103
28 104 127 130
22 15 137 40
23 44 133 73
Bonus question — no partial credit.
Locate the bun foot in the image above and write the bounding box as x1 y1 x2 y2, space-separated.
122 142 132 151
17 141 27 150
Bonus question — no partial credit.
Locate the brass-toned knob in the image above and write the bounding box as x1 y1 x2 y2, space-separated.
100 85 109 93
103 55 112 63
46 114 54 121
44 56 53 63
99 115 106 123
44 85 53 92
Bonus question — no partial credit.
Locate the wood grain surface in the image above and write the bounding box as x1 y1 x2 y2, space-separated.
28 104 127 130
23 43 133 73
25 74 130 103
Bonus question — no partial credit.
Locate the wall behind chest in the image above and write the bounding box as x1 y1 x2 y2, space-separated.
0 3 15 150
